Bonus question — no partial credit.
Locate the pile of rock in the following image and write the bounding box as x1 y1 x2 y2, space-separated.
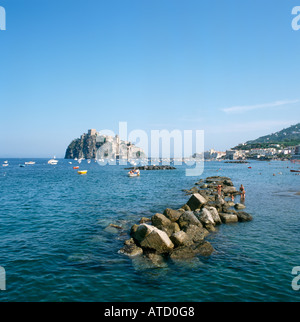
119 176 253 265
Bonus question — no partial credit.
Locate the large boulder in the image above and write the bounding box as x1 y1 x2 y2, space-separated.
151 213 179 236
196 208 215 226
170 241 214 260
178 211 202 229
180 204 191 212
186 193 207 211
170 222 181 234
151 213 172 229
219 213 238 224
206 206 222 225
132 224 156 243
163 208 182 222
139 225 174 253
170 231 193 247
222 186 237 195
184 224 209 243
215 195 226 205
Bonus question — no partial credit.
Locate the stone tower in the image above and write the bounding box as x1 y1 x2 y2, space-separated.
88 129 97 136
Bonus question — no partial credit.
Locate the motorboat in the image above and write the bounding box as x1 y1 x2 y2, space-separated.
2 164 8 167
73 166 79 169
48 157 58 165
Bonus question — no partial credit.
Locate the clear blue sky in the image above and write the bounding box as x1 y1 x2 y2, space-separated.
0 0 300 157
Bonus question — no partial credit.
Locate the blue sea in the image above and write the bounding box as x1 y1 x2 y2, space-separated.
0 159 299 302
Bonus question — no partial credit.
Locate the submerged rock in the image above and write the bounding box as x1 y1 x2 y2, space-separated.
119 239 143 257
236 211 253 222
139 217 151 224
234 203 246 210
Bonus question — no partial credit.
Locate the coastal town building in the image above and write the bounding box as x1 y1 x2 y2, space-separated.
292 145 300 160
225 150 245 160
280 146 296 155
204 149 226 160
248 148 277 157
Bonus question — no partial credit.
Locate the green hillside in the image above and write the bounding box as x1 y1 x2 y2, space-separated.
234 123 300 150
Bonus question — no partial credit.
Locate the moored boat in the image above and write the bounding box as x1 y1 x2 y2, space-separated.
78 170 88 175
25 161 35 165
290 169 300 173
48 157 58 165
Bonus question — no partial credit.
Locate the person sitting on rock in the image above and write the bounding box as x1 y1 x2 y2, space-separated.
217 184 222 196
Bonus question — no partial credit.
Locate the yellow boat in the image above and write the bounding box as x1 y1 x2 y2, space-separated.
78 170 88 175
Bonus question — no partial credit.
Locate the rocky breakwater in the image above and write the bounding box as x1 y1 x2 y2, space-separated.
125 165 176 171
118 176 253 267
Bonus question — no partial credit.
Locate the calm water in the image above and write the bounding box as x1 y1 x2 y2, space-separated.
0 159 299 302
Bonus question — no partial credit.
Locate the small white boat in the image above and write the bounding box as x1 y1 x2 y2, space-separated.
48 157 58 165
25 161 35 165
2 164 8 167
4 160 8 164
128 169 140 177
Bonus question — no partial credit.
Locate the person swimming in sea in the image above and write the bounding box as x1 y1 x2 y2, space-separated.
239 184 246 201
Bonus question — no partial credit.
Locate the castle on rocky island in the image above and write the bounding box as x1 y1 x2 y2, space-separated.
65 129 146 160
